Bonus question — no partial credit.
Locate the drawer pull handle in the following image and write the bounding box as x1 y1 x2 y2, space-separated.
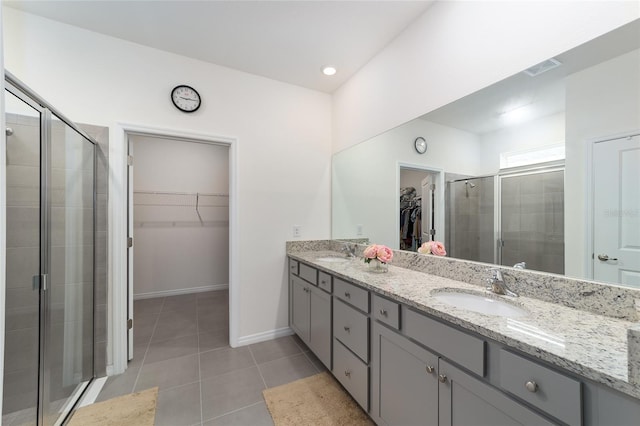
344 326 351 333
426 365 435 374
379 309 387 316
344 370 351 378
321 280 326 284
525 381 538 393
438 374 447 383
344 291 351 298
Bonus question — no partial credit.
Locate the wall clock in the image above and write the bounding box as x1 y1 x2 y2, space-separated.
414 137 427 154
171 85 201 113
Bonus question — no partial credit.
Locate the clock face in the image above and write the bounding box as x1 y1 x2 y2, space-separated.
414 137 427 154
171 85 201 113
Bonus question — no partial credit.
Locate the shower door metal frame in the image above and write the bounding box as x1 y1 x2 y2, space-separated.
5 71 98 426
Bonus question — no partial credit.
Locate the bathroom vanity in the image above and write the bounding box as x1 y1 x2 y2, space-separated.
287 241 640 426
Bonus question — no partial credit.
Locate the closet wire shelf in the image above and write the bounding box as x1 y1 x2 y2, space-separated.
133 190 229 227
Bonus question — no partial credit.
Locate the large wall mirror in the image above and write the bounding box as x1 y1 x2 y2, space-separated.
332 19 640 288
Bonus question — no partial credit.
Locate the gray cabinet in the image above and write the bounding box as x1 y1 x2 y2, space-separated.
290 275 310 342
438 359 554 426
290 268 332 369
372 320 553 426
371 322 439 426
288 257 639 425
309 286 331 368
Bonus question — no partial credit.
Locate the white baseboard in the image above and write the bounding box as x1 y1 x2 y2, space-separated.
134 284 228 300
235 327 294 347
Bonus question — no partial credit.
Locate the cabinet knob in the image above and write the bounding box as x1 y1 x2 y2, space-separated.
344 326 351 333
379 309 388 316
438 374 447 383
525 381 538 393
426 365 435 374
344 370 351 378
321 280 326 284
344 291 351 298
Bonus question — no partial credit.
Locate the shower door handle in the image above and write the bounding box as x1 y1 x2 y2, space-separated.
33 274 48 291
597 254 618 262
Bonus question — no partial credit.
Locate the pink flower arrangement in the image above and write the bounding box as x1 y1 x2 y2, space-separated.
418 241 447 256
363 244 394 264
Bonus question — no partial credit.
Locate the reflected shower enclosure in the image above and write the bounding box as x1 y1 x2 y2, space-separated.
4 76 95 425
446 177 496 264
446 167 565 275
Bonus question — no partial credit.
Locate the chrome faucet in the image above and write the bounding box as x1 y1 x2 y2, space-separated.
486 269 518 297
341 243 357 258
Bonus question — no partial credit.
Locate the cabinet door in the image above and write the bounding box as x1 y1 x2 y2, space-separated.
438 359 554 426
309 286 331 369
291 276 310 342
371 322 439 426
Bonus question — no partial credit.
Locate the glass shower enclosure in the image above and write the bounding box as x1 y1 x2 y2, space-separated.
445 165 565 275
4 74 95 425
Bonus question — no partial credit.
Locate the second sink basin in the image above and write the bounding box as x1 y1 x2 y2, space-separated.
433 291 528 318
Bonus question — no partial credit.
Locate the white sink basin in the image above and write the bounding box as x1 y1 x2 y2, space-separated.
433 291 528 318
316 256 350 263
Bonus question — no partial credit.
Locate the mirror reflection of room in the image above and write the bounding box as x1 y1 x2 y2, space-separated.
333 19 640 286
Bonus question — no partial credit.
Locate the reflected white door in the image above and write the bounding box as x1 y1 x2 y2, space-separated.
593 134 640 286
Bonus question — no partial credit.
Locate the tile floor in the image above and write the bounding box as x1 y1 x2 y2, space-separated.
95 290 325 426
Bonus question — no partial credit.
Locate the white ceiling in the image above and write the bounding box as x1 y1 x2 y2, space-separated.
423 19 640 135
5 0 434 93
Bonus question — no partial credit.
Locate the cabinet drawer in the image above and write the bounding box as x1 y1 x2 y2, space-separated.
372 294 400 329
318 271 333 293
333 299 369 362
403 308 485 377
333 339 369 412
334 278 369 313
289 259 299 275
299 263 317 285
499 350 581 426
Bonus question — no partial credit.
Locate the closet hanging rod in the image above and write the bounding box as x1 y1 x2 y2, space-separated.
134 190 229 197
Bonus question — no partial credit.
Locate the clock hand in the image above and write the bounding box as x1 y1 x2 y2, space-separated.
179 96 197 101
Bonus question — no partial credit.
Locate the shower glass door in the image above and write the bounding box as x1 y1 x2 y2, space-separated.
3 87 42 426
4 82 95 425
43 114 95 425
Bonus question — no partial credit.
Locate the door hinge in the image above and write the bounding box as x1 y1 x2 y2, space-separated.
127 318 133 330
127 155 133 166
127 237 133 248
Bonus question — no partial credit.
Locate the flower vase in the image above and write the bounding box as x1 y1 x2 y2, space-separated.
369 260 388 273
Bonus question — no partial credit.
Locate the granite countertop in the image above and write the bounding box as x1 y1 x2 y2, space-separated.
288 250 640 400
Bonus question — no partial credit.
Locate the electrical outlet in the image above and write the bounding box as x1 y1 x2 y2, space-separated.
293 225 301 238
357 224 363 236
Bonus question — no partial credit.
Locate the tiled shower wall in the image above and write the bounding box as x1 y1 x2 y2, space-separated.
500 170 564 274
3 113 108 416
4 113 41 415
446 177 495 264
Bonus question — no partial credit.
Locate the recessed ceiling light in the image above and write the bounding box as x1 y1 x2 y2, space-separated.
321 66 337 76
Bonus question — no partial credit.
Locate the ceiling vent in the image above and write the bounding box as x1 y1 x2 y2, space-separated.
523 58 562 77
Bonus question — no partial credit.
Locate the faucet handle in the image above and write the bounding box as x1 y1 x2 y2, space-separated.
489 268 503 281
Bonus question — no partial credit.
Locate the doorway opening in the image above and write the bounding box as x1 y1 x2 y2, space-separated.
126 135 230 362
110 124 237 375
398 164 444 252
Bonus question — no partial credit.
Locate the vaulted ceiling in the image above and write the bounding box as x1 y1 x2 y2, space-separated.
5 0 434 93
